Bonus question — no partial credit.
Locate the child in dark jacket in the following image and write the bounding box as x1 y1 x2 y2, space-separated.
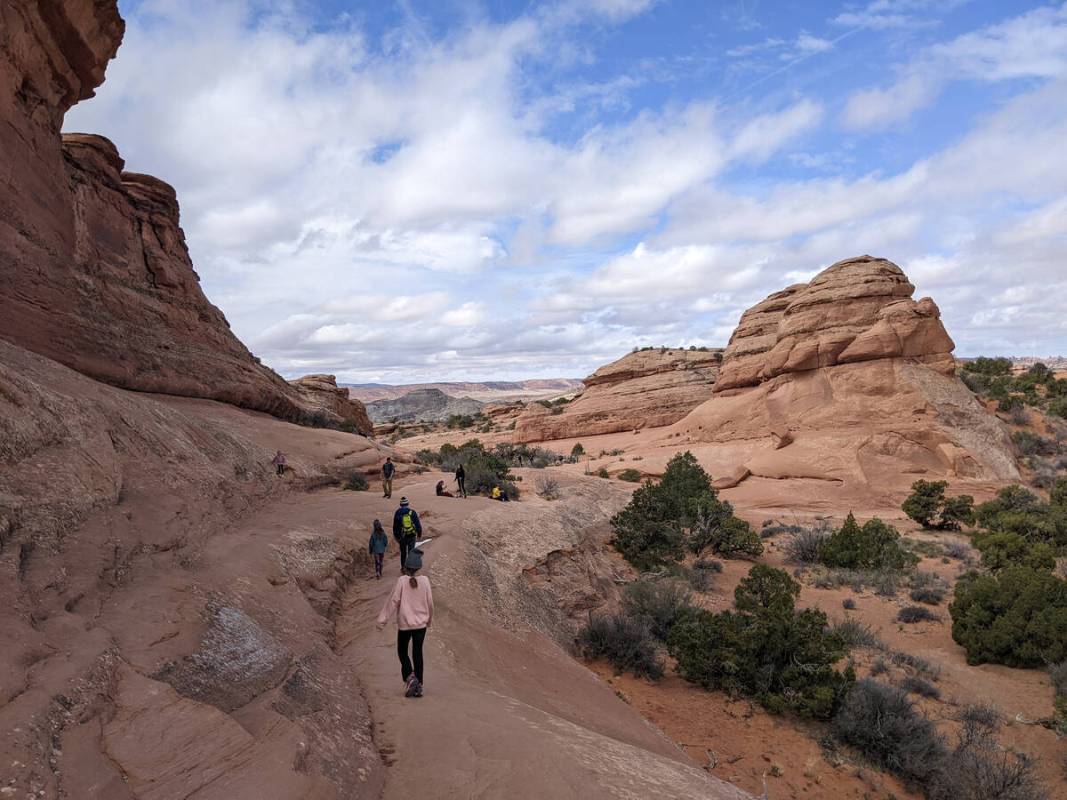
369 519 388 579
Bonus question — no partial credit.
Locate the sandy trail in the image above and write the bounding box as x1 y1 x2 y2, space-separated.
327 476 751 799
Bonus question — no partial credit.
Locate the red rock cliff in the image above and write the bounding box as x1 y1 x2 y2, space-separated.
0 0 370 431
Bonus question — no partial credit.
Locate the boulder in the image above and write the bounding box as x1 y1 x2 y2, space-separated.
289 374 373 433
515 348 722 443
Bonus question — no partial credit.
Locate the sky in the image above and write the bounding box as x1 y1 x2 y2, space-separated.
65 0 1067 382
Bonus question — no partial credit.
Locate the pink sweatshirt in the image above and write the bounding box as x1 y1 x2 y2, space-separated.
377 575 433 630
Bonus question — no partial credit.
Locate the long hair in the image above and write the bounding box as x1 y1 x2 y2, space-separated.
373 519 384 535
405 566 418 588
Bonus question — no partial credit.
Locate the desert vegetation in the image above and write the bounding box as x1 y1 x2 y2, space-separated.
902 479 975 530
415 439 521 497
609 452 761 569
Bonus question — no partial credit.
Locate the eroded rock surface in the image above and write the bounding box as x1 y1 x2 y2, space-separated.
290 374 374 433
515 348 722 442
671 256 1018 495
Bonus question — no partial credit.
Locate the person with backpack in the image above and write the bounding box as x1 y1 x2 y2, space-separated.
368 519 388 579
392 497 422 568
381 457 396 499
376 549 432 697
455 464 466 498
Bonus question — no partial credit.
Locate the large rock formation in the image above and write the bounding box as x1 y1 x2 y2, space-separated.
514 348 722 442
289 374 373 432
671 256 1018 496
0 0 369 425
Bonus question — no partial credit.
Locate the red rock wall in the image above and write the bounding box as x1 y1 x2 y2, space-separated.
0 0 370 427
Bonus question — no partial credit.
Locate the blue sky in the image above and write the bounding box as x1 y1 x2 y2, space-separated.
66 0 1067 381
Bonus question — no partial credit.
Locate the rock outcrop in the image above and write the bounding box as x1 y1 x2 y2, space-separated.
515 348 722 443
365 387 484 424
671 256 1018 494
289 374 373 433
0 0 370 425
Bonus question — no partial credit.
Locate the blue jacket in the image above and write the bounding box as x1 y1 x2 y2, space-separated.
393 507 422 540
369 530 389 555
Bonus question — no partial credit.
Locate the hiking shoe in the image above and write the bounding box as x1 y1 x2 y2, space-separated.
404 675 419 697
413 682 423 697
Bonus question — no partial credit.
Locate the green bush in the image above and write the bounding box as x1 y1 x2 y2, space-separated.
972 531 1056 572
950 566 1067 667
1049 397 1067 419
342 473 369 491
962 357 1012 377
667 565 853 719
617 468 642 482
578 614 663 679
417 439 519 498
596 467 610 479
620 579 694 641
974 484 1067 549
897 605 941 624
902 480 975 530
686 494 762 559
818 514 917 570
570 442 585 458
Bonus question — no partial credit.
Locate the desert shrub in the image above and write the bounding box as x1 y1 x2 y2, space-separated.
909 571 948 605
578 614 663 679
783 524 830 564
570 442 585 459
596 467 610 479
831 618 884 650
950 566 1067 667
694 557 722 573
890 651 941 681
903 480 975 530
972 530 1056 572
842 597 857 610
688 495 762 559
342 473 369 491
927 721 1048 800
610 452 711 569
974 484 1067 549
962 357 1013 377
959 703 1000 730
1012 430 1057 457
942 538 973 561
535 474 560 500
668 565 853 719
897 605 941 624
870 657 889 676
617 468 642 482
832 679 946 784
1049 397 1067 419
419 440 519 498
686 559 720 592
621 579 694 641
809 566 903 596
819 514 917 571
900 675 940 699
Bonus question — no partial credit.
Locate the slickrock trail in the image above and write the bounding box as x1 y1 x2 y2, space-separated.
325 476 752 799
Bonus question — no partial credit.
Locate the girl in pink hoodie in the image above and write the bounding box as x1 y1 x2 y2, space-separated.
377 549 433 697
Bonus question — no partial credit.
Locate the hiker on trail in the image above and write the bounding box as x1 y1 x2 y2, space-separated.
392 497 422 568
376 549 432 698
382 457 395 499
435 480 453 498
455 464 466 498
272 450 287 476
368 519 388 579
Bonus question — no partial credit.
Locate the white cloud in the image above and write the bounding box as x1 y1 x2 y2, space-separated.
730 99 824 163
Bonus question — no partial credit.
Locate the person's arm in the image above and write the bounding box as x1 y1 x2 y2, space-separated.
369 536 374 554
413 510 422 536
377 580 401 627
392 511 401 538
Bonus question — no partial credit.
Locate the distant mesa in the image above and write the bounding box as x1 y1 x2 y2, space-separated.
365 387 484 424
347 379 582 404
515 347 723 443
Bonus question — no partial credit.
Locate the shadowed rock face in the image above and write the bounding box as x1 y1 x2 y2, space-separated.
515 348 723 442
288 374 373 433
0 1 369 425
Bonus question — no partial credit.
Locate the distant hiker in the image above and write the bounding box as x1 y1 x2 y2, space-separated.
491 485 508 502
455 464 466 498
376 549 432 698
382 457 395 499
272 450 287 476
392 497 422 568
369 519 388 579
435 480 453 498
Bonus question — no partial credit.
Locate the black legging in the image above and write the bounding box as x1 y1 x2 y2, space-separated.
397 627 426 683
457 476 466 497
399 535 416 567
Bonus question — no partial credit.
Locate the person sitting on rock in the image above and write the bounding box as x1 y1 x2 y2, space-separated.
435 480 453 498
392 497 422 568
376 549 432 698
491 485 509 502
271 450 287 476
369 519 388 579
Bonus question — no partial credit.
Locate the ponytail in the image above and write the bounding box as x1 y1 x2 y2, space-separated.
409 574 418 588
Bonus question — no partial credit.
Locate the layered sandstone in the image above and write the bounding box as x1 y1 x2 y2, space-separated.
515 348 722 443
289 374 373 432
671 256 1018 494
0 1 369 425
